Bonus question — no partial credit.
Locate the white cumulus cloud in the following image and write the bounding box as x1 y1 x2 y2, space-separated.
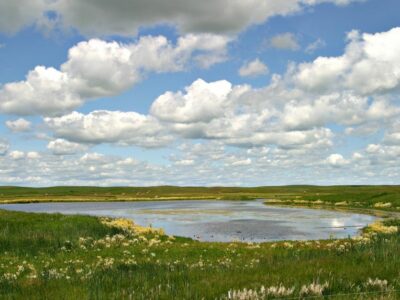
52 0 362 37
0 34 230 116
295 28 400 95
269 33 300 51
47 139 89 155
9 150 25 160
0 0 47 34
45 110 172 148
239 59 269 77
150 79 234 123
0 0 365 37
5 118 31 132
326 154 349 167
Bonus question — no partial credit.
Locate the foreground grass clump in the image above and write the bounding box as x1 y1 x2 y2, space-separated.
0 210 399 299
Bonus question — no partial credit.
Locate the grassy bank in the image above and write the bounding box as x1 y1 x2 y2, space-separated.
0 185 400 213
0 209 399 299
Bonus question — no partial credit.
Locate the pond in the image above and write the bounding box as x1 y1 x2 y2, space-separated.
0 200 377 242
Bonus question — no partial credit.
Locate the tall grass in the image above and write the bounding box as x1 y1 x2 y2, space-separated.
0 210 399 299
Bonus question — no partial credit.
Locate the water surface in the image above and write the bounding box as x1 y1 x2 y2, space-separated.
0 200 377 242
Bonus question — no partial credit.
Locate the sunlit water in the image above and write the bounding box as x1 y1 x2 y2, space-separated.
0 200 377 242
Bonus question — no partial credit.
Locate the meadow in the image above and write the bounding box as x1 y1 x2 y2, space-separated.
0 186 399 299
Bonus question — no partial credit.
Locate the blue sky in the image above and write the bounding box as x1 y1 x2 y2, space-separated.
0 0 399 186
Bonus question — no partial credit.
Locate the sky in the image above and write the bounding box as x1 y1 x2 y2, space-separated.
0 0 399 187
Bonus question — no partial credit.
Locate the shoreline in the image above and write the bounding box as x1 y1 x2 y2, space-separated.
0 196 259 204
263 199 400 218
0 197 396 244
2 196 399 217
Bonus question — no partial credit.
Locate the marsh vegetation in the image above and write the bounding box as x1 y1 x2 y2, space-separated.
0 212 399 298
0 186 399 299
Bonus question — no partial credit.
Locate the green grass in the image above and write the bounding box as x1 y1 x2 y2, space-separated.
0 208 399 299
0 210 122 256
1 186 400 299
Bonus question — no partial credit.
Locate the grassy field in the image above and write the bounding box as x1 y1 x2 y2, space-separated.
0 186 400 299
0 209 399 299
0 185 399 213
